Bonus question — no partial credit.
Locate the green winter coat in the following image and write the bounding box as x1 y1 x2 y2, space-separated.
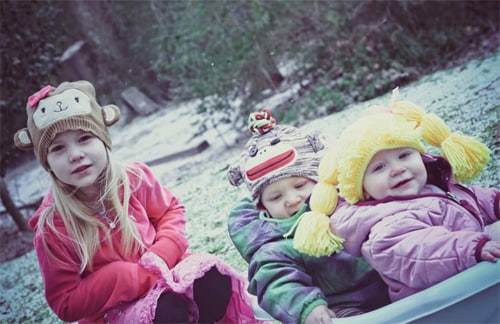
228 197 389 324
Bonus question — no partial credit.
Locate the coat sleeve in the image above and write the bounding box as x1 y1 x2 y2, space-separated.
332 202 377 257
33 222 158 323
134 162 188 268
468 185 500 224
248 240 327 324
227 197 265 262
363 209 489 290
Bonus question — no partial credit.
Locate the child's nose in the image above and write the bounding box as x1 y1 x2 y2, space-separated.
69 148 84 162
285 195 302 207
390 164 406 176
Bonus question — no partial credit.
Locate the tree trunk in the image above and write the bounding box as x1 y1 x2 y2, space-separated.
0 176 29 232
65 0 128 65
63 0 131 93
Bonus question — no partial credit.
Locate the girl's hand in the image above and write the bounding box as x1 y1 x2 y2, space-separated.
480 241 500 262
304 304 336 324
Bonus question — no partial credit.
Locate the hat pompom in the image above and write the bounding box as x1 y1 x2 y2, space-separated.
248 109 276 136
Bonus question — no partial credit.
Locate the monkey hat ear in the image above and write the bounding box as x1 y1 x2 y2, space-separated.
102 104 120 126
13 128 33 150
227 165 245 187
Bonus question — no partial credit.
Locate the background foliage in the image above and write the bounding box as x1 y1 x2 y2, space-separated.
1 0 498 175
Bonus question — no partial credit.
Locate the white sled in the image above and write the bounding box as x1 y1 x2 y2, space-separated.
252 260 500 323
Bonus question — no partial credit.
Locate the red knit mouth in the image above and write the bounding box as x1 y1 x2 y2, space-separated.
247 150 295 181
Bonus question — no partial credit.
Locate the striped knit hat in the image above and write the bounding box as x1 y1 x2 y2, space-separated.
228 109 326 208
13 80 120 170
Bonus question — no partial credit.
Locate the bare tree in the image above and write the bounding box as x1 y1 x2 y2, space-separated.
0 177 29 232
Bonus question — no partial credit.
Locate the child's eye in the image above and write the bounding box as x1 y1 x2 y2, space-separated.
79 134 93 142
295 182 306 189
49 145 64 153
270 194 281 201
399 151 411 159
372 164 385 172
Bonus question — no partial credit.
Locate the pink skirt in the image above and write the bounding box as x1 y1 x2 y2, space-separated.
104 252 265 323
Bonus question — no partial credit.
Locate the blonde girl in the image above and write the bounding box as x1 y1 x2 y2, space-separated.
14 81 259 323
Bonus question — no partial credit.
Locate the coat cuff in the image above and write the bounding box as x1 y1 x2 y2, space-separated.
475 237 490 262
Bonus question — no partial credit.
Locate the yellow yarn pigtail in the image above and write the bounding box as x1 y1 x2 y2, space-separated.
418 112 490 182
440 132 490 183
289 150 345 257
393 101 455 146
391 100 425 127
394 101 490 183
420 113 451 147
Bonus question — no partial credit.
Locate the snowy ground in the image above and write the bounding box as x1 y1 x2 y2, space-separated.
1 51 499 323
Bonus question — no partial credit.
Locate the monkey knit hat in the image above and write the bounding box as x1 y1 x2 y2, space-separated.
293 88 491 257
14 80 120 171
227 109 326 209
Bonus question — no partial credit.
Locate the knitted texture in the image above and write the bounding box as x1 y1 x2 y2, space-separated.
228 109 325 207
336 113 426 203
14 80 120 170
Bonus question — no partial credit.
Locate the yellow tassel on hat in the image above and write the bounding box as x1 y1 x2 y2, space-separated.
441 132 491 183
288 180 344 257
310 182 338 214
409 109 490 183
393 100 490 183
420 113 450 147
317 150 338 184
391 100 425 126
292 210 344 257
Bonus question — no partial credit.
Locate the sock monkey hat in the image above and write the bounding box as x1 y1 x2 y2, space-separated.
292 88 491 257
14 80 120 171
227 109 326 209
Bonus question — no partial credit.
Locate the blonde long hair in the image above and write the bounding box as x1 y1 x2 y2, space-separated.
38 150 146 273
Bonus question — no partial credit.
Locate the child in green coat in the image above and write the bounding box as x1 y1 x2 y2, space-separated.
227 109 390 324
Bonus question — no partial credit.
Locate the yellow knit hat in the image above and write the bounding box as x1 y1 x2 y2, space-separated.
336 113 426 203
292 88 491 257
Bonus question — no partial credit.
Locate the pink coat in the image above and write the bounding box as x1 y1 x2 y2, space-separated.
29 162 259 323
331 155 500 301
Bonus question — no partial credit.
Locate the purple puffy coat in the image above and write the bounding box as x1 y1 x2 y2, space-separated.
331 154 500 301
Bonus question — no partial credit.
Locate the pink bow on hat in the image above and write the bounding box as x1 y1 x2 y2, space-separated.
28 85 52 109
